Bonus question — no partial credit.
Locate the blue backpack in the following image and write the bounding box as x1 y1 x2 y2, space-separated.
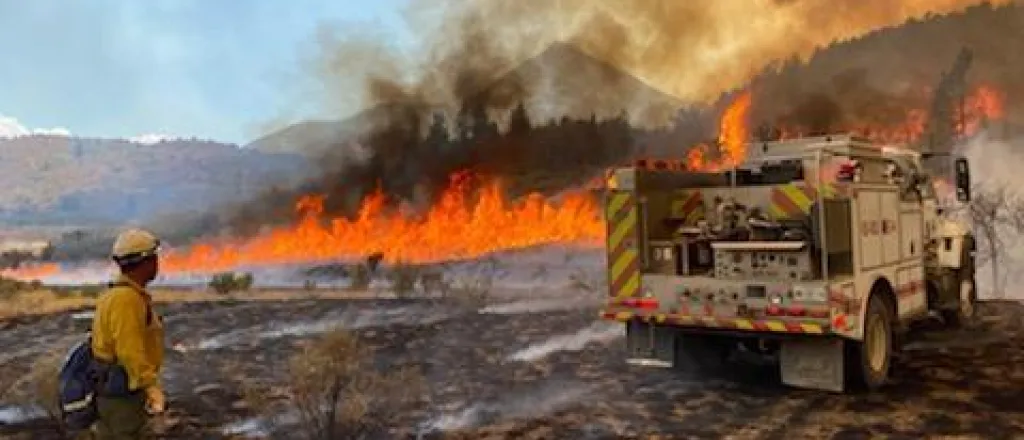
58 336 101 431
59 283 150 430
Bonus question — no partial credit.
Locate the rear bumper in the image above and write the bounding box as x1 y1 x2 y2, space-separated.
599 309 830 335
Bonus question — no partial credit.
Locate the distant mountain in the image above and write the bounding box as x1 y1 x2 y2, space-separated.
492 42 685 128
0 135 312 226
246 42 688 157
244 104 406 160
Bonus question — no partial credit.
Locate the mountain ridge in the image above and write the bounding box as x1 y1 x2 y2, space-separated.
0 134 312 227
244 42 688 157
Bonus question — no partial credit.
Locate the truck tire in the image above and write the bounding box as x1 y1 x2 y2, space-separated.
846 294 893 391
943 236 977 328
673 334 732 374
942 279 977 328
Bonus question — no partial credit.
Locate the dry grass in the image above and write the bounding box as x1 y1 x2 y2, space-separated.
568 267 599 293
0 289 95 320
233 329 427 439
0 287 395 320
438 259 499 310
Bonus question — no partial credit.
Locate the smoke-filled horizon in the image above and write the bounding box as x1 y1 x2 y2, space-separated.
312 0 1012 123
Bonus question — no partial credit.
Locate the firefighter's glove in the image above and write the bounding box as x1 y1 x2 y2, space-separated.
144 386 166 415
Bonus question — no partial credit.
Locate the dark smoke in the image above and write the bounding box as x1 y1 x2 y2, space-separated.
742 2 1024 139
196 4 713 238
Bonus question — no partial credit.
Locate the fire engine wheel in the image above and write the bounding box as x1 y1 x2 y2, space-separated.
847 294 893 391
943 279 977 328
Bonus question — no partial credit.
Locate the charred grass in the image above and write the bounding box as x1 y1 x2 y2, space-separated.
2 293 1024 439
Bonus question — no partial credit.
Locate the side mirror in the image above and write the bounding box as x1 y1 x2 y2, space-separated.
954 157 971 203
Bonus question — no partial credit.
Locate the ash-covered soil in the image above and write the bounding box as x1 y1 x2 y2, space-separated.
1 292 1024 439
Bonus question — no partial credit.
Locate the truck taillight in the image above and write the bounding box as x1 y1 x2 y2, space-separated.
766 305 828 318
621 298 660 309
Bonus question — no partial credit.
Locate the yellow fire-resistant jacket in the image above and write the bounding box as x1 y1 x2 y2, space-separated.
91 275 165 392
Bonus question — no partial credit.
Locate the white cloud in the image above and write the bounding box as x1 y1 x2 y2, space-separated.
129 133 176 145
0 115 71 139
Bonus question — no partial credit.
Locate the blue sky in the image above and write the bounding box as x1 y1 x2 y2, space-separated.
0 0 415 144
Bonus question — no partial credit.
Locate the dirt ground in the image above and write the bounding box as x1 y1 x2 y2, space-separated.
1 293 1023 439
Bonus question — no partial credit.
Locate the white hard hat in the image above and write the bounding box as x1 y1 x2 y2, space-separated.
111 228 161 263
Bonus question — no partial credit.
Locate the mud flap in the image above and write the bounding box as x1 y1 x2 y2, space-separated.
625 321 674 368
780 338 845 392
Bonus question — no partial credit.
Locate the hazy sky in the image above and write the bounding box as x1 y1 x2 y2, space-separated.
0 0 413 144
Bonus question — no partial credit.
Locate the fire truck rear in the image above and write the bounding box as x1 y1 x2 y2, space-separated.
598 134 975 392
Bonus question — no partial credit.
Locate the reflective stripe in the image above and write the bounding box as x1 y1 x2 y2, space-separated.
599 310 829 334
768 182 844 219
63 393 94 412
673 315 827 334
669 190 705 226
799 323 826 334
606 192 641 299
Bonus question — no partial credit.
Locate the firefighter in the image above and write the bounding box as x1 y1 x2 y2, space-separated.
90 228 166 439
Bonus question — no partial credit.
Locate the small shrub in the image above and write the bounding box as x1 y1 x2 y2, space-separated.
209 273 233 294
237 272 254 290
419 271 449 298
303 280 317 291
365 252 384 274
209 272 255 295
348 265 371 291
446 277 491 309
252 330 425 439
443 259 498 310
391 263 419 299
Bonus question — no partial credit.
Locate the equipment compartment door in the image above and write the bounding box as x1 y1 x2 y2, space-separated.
606 190 643 299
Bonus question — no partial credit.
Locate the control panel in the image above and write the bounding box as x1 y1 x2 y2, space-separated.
711 242 815 281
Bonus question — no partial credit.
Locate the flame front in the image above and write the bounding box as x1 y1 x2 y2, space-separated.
778 84 1006 144
1 83 1011 282
1 263 59 281
158 173 605 274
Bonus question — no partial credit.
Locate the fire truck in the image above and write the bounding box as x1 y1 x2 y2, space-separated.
598 133 975 392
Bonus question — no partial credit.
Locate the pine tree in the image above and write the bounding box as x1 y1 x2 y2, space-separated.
508 101 531 136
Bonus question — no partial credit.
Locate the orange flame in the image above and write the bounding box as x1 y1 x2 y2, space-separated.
777 84 1006 144
961 84 1005 135
718 90 753 167
1 263 60 281
686 90 753 171
158 173 605 273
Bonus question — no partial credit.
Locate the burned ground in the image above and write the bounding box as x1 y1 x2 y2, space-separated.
0 288 1023 439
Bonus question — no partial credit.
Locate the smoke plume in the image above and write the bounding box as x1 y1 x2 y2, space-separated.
180 0 1013 242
